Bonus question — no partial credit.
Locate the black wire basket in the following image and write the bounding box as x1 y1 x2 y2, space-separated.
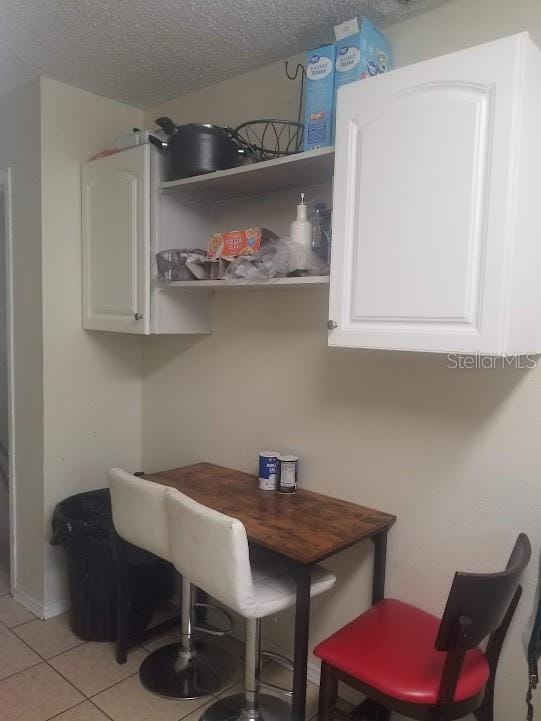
234 120 304 162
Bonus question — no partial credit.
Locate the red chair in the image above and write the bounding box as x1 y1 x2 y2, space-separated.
315 534 530 721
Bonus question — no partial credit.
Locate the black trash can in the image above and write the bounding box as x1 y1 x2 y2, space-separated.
51 489 174 642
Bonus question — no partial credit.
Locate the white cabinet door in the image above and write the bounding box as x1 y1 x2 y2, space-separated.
82 146 150 334
328 35 524 354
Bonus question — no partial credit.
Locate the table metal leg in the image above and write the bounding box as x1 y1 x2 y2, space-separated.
291 563 312 721
371 530 388 604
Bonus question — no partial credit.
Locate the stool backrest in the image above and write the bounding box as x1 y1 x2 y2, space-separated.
435 533 531 651
165 487 256 617
108 468 171 562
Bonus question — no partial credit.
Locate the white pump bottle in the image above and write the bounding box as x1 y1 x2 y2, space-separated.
290 193 312 250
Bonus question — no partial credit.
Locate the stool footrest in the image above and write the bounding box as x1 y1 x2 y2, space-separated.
193 603 234 637
262 651 293 670
261 652 293 697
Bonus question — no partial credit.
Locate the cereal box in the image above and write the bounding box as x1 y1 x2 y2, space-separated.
303 44 337 151
334 17 393 102
207 227 262 258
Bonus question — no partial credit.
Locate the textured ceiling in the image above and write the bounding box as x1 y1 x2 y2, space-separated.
0 0 448 108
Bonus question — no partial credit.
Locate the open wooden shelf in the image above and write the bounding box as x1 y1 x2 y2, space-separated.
159 147 335 202
157 276 330 292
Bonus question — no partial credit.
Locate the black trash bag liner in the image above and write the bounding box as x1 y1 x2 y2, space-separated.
50 488 168 565
50 488 174 642
51 488 113 545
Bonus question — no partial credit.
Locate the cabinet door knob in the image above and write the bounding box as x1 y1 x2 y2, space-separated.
134 313 143 321
327 320 338 330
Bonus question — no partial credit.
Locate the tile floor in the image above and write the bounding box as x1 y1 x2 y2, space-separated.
0 588 323 721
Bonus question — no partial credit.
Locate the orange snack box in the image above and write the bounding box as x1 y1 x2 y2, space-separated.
207 227 262 258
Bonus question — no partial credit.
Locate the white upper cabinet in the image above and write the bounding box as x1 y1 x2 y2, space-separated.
83 145 150 333
328 33 541 354
82 145 213 335
82 144 330 336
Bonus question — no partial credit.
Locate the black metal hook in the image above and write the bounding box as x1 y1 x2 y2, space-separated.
285 62 306 128
285 61 306 81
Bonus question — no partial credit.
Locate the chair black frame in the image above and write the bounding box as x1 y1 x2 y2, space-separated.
318 534 531 721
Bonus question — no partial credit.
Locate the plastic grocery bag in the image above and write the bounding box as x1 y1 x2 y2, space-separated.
223 237 328 280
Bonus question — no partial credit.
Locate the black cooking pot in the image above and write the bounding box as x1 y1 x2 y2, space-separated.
151 117 243 180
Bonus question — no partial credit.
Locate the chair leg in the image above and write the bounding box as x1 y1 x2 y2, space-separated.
474 703 492 721
318 662 338 721
140 576 234 698
244 617 262 714
114 531 128 665
475 587 522 721
199 616 290 721
179 575 195 657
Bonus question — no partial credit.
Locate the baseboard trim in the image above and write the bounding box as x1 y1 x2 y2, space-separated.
12 587 69 620
43 599 70 620
13 587 45 619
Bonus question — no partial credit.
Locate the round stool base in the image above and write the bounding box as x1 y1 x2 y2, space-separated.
200 693 291 721
139 639 234 699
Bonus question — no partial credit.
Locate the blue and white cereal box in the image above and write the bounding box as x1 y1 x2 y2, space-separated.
303 44 337 151
334 17 393 99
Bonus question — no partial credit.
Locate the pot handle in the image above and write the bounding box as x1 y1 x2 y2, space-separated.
223 126 242 141
155 116 176 136
225 127 258 162
148 134 168 150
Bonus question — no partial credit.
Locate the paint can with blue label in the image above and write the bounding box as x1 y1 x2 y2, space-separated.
258 452 279 490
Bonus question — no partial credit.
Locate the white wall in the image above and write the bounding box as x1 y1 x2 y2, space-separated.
40 78 144 613
0 194 8 570
0 77 145 615
149 52 304 130
142 2 541 720
0 79 44 604
386 0 541 65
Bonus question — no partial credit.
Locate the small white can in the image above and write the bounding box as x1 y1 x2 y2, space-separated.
278 454 298 493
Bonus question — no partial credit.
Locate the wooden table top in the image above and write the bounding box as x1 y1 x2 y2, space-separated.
144 462 396 565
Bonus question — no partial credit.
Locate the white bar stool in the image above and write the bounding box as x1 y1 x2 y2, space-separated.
108 468 236 699
165 487 337 721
